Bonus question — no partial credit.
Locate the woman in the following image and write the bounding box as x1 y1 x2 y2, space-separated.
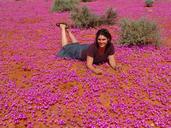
57 23 119 75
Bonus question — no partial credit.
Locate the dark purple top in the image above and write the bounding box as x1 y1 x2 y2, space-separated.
80 43 115 64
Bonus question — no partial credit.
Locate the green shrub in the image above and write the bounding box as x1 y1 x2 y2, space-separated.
145 0 154 7
119 18 160 46
71 6 117 28
52 0 79 12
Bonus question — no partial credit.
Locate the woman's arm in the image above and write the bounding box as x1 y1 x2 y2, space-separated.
86 56 102 75
108 54 117 70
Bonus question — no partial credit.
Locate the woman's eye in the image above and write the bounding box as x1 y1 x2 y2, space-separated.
98 39 106 41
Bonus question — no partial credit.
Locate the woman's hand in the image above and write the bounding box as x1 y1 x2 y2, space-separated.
87 56 103 75
108 55 121 71
112 65 121 71
94 68 103 75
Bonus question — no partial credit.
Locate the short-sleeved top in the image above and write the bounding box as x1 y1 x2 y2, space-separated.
80 43 115 64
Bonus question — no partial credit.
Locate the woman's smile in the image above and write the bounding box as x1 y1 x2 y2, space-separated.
97 35 108 47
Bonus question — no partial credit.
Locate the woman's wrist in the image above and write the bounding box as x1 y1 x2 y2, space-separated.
113 65 121 71
113 66 117 70
94 68 102 75
111 64 116 69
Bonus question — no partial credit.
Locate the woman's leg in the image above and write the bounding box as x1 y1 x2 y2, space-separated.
60 24 68 47
67 29 78 43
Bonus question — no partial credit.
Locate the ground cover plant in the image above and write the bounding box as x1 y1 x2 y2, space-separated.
145 0 154 7
120 18 160 46
52 0 79 12
71 7 117 28
0 0 171 127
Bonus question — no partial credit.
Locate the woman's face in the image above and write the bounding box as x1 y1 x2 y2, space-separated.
97 35 108 48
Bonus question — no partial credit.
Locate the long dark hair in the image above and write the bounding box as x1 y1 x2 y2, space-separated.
95 28 112 51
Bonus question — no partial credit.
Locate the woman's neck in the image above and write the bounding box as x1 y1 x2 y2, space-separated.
98 46 106 55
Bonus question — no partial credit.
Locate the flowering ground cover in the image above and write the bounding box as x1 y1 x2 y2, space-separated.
0 0 170 127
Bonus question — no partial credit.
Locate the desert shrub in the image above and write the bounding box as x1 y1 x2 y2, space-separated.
71 6 117 28
119 18 160 46
71 6 99 28
81 0 94 2
145 0 154 7
52 0 79 12
101 8 117 25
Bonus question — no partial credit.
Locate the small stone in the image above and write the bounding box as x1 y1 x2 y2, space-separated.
150 123 155 127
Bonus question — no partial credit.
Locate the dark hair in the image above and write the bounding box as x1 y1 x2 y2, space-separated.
95 28 112 51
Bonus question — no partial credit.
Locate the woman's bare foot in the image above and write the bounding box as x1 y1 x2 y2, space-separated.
56 23 69 29
60 23 67 29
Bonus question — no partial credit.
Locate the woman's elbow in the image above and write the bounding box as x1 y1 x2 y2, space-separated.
86 56 93 68
86 63 91 68
86 61 93 68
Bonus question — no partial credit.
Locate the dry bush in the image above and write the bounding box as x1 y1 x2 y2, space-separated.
52 0 79 12
71 6 117 28
81 0 94 2
145 0 154 7
119 18 160 46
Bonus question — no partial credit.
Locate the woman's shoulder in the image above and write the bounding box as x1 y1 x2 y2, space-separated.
89 43 97 48
106 43 115 54
107 43 114 49
109 42 114 47
87 43 98 54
